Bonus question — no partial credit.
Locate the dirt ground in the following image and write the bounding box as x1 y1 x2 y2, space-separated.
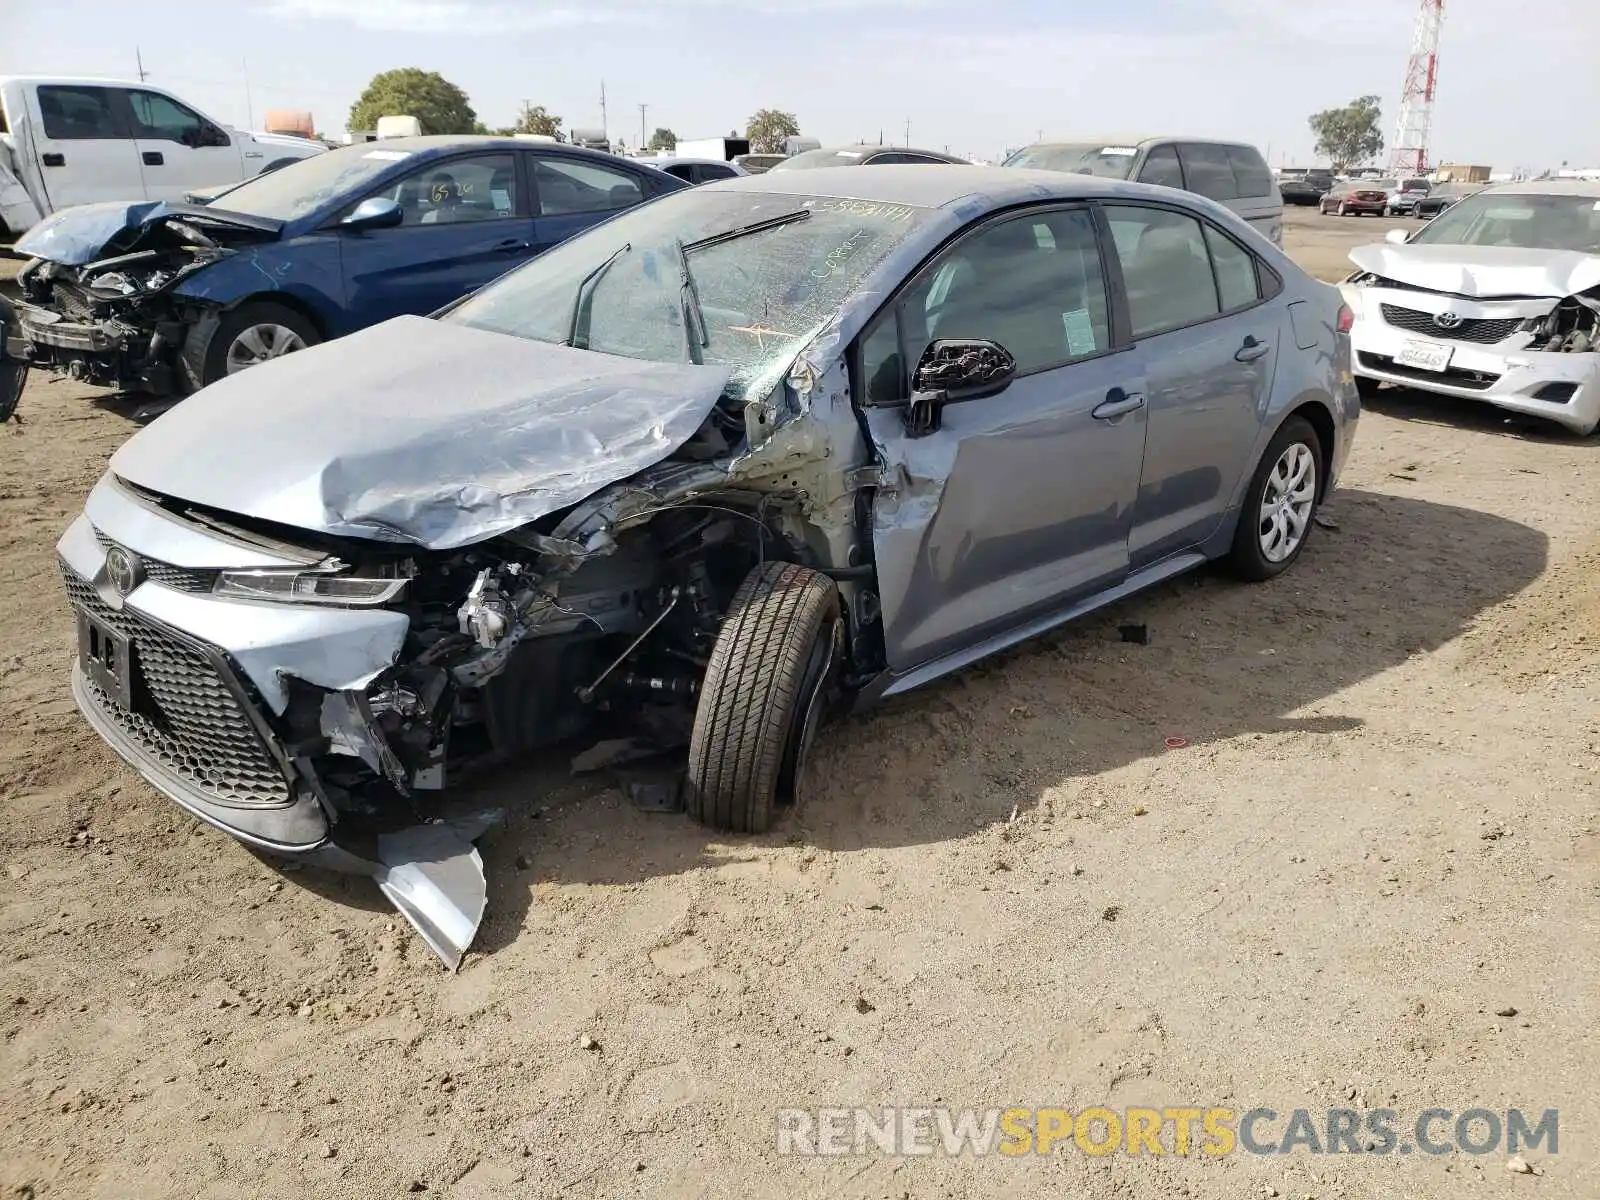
2 205 1597 1199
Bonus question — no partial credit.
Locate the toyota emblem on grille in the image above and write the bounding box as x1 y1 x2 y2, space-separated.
103 545 143 598
1433 311 1464 330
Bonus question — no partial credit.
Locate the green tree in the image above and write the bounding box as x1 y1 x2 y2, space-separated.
348 68 476 135
1308 95 1384 171
648 127 678 152
746 108 800 154
514 104 563 138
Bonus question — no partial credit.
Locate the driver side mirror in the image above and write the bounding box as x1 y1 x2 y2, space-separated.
1385 228 1411 245
903 339 1016 438
340 196 404 231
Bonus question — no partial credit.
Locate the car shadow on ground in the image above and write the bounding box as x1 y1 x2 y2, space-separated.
459 485 1547 956
1363 384 1599 445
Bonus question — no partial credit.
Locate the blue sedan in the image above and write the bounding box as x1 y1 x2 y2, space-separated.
9 136 687 394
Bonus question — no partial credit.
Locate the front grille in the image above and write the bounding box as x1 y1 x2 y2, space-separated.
93 528 219 593
47 283 100 323
1358 352 1501 391
1380 304 1522 344
62 563 291 809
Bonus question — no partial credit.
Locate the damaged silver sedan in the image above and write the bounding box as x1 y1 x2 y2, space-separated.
58 168 1359 966
1343 179 1600 434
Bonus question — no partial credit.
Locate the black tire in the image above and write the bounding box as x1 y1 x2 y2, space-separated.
1229 415 1323 583
685 561 841 834
196 301 320 389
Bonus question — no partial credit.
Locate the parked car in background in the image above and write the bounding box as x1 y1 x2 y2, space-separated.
1320 180 1389 216
57 166 1358 966
732 153 786 175
10 137 686 394
1414 181 1484 219
1384 178 1432 215
1279 176 1328 206
0 75 325 235
1002 136 1283 246
633 155 747 185
1342 180 1600 434
769 145 970 170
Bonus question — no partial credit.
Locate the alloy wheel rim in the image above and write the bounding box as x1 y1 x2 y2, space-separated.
1258 442 1316 563
226 324 307 373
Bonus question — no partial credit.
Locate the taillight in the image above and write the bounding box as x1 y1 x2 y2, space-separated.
1337 304 1354 334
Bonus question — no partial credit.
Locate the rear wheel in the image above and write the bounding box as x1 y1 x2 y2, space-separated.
1229 416 1323 582
197 301 320 389
685 562 841 834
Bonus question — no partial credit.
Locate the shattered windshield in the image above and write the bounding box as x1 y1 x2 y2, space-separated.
445 188 934 396
1002 144 1138 178
1410 192 1600 253
201 143 412 223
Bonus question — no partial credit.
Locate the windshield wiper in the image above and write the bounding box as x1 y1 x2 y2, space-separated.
680 208 811 254
674 237 708 366
565 242 631 349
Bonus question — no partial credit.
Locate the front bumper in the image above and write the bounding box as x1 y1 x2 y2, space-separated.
57 490 499 967
1346 293 1600 434
17 301 179 393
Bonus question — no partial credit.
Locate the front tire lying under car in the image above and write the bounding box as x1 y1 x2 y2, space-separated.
685 561 841 834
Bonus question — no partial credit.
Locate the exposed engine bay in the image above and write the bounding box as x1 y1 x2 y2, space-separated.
13 210 272 393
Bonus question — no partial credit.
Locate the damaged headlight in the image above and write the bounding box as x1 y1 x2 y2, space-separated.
214 566 409 606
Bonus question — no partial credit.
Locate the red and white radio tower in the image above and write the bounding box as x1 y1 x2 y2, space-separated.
1388 0 1445 174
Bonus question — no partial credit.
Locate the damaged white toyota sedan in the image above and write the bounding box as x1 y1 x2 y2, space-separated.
58 167 1359 966
1343 180 1600 434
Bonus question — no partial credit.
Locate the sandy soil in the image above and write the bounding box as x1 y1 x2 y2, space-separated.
2 206 1597 1199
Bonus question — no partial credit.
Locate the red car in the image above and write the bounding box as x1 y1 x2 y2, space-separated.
1319 182 1389 216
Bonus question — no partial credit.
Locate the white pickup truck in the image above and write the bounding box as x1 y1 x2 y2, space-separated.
0 75 325 235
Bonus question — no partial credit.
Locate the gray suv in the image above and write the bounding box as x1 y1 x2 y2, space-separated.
1004 136 1284 246
59 167 1358 966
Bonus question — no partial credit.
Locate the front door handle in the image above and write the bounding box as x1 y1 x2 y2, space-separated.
493 238 530 254
142 150 164 166
41 152 65 167
1235 335 1271 362
1093 388 1146 421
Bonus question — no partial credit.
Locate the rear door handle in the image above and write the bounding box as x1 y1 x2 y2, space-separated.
1092 388 1146 421
493 238 530 254
1235 335 1271 362
142 151 164 166
41 153 65 167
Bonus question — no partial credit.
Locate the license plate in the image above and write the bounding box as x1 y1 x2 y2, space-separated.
1395 340 1454 372
77 610 137 712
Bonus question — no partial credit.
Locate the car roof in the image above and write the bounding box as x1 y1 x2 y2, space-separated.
1482 178 1600 199
634 155 737 168
330 136 678 177
705 163 1217 212
791 145 967 163
1020 136 1258 151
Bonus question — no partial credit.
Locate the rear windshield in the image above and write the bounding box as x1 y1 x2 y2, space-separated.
1002 143 1138 178
768 148 873 171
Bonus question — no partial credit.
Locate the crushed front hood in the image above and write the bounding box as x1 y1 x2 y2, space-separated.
1348 242 1600 298
14 200 284 265
110 315 734 550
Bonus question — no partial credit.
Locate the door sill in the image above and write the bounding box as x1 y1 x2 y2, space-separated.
867 551 1209 703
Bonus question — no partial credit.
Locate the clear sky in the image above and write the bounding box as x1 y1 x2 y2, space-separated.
5 0 1597 169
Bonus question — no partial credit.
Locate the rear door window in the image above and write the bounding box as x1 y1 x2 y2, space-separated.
37 85 123 140
1136 144 1185 190
1103 204 1221 337
1225 145 1274 198
1204 225 1261 310
1176 144 1239 202
533 156 644 215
